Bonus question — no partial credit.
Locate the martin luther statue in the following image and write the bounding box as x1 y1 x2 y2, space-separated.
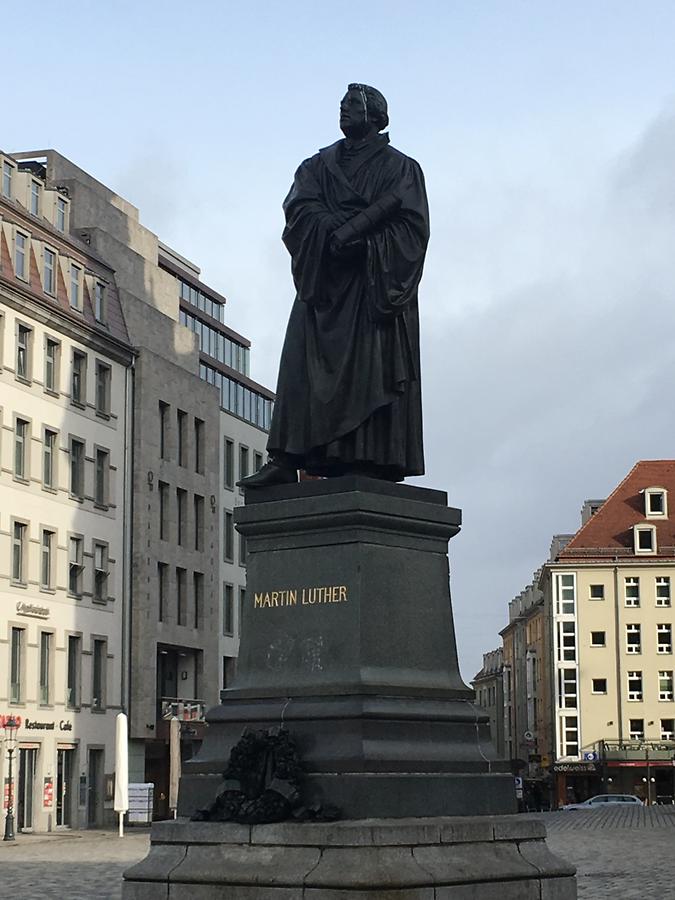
241 84 429 487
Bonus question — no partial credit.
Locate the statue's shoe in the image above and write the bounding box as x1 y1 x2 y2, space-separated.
237 461 298 489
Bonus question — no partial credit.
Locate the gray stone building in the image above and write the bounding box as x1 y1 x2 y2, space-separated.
10 150 272 818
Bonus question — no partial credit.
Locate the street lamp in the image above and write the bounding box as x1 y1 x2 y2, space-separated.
3 715 18 841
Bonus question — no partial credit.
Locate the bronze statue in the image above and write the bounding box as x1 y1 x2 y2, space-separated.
241 84 429 487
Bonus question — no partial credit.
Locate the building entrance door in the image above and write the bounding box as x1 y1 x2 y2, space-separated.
17 747 36 831
87 748 104 827
56 747 75 827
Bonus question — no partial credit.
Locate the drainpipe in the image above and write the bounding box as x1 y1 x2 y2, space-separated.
121 356 135 716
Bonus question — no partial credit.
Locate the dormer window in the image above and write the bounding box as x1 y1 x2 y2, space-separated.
634 524 657 555
2 159 14 198
645 487 667 518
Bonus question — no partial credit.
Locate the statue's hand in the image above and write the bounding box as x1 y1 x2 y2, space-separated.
329 234 365 261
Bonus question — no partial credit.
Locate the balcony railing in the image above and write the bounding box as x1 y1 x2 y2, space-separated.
159 697 206 722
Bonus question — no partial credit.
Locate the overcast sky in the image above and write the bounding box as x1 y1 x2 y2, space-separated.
5 1 675 680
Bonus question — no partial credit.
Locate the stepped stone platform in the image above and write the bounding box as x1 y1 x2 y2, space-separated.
122 815 577 899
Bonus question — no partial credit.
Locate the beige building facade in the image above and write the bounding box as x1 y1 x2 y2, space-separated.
543 465 675 806
0 151 134 830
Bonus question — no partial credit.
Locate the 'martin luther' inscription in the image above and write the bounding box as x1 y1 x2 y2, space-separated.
254 586 348 608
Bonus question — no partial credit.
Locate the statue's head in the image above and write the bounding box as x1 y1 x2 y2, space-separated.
340 84 388 139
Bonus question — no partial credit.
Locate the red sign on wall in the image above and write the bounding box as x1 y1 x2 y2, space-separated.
3 778 10 810
43 778 54 808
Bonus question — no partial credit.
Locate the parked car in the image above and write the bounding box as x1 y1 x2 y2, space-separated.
560 794 644 810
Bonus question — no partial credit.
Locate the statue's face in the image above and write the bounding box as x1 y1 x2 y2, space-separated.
339 89 369 138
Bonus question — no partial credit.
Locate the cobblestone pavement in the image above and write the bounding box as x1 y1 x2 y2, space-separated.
539 805 675 899
1 808 674 899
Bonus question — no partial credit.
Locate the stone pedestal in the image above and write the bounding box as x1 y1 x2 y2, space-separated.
179 477 514 819
122 816 577 899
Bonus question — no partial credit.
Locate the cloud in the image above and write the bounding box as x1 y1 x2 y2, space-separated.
424 104 675 680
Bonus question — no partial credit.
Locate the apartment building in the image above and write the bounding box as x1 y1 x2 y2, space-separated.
542 462 675 807
7 149 272 818
0 152 134 830
472 648 505 758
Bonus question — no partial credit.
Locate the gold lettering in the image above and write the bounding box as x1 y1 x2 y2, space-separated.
255 586 349 608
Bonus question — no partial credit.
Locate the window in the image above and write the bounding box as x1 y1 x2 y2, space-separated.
95 448 109 506
558 668 577 709
177 488 187 546
659 670 674 702
657 577 671 607
159 401 169 459
629 719 644 741
625 577 640 607
69 536 84 596
94 282 106 323
254 451 263 473
94 543 109 602
14 418 29 480
66 635 82 707
224 510 234 561
45 338 60 393
634 525 656 554
646 488 667 518
70 438 85 498
193 572 204 629
626 623 641 654
661 719 674 740
10 628 24 703
239 587 245 638
177 410 187 466
41 529 55 589
224 438 234 489
557 621 576 662
16 323 31 380
92 639 106 710
39 633 52 705
239 445 249 490
562 715 578 758
158 562 168 622
194 418 204 474
223 583 234 635
2 160 13 198
194 494 204 551
628 670 643 701
56 197 67 232
239 530 247 567
592 678 607 694
11 521 27 583
657 624 672 654
30 180 40 216
72 350 87 404
15 231 27 280
43 429 57 489
159 481 169 540
70 264 81 309
591 631 606 647
176 568 187 625
589 584 605 601
95 362 111 415
43 247 56 295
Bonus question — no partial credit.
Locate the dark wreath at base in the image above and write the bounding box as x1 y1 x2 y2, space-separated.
191 726 340 825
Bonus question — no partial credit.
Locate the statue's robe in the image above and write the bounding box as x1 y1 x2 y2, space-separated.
267 133 429 480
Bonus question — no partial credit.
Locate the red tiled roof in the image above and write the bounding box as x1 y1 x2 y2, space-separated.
559 461 675 560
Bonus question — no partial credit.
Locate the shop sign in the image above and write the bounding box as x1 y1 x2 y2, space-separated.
43 778 54 808
16 601 50 619
553 762 597 773
23 719 72 732
3 778 10 810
